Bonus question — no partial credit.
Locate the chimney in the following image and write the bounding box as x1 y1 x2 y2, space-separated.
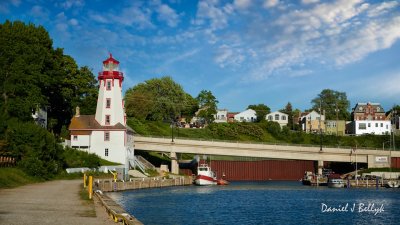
75 106 80 117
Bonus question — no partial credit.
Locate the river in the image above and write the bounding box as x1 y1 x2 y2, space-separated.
107 181 400 225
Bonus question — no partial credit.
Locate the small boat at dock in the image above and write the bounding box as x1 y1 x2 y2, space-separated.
328 174 345 188
194 163 217 186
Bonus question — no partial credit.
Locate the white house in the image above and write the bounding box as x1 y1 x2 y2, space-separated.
350 120 391 135
266 111 288 128
69 54 134 165
234 109 257 122
214 109 228 123
300 110 325 133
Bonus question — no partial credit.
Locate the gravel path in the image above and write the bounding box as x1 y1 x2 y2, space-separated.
0 179 116 225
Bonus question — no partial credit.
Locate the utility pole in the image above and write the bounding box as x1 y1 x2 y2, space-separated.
335 102 339 136
319 100 323 151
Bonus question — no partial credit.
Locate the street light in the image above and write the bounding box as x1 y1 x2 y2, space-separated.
319 100 323 151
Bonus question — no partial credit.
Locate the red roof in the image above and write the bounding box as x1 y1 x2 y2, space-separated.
69 115 126 131
103 53 119 65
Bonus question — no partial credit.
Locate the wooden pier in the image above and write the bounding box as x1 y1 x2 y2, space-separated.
95 176 193 192
92 176 193 225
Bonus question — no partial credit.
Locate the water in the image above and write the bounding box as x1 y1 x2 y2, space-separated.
107 181 400 225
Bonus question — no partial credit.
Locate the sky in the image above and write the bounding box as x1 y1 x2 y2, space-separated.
1 0 400 113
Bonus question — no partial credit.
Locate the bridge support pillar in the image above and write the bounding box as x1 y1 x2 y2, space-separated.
170 152 179 174
318 160 324 176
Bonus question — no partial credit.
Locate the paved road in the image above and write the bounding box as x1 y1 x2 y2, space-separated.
0 179 115 225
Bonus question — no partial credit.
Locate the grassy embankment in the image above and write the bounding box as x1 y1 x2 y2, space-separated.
128 117 399 150
0 147 117 189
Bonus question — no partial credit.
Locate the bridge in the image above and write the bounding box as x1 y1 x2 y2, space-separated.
134 136 400 174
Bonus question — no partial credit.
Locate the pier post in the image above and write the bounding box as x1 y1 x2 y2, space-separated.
318 160 324 176
170 152 179 174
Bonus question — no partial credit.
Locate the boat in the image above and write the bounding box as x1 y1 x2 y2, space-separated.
217 178 229 185
385 180 400 188
301 171 328 186
194 163 217 186
328 174 345 188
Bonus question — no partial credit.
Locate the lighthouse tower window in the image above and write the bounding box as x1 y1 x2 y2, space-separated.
106 81 111 90
106 98 111 108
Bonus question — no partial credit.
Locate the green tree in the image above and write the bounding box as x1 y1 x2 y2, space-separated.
280 102 293 128
247 104 270 122
196 90 218 124
124 76 189 121
6 120 63 178
311 89 350 120
0 20 98 134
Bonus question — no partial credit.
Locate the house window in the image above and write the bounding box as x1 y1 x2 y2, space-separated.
105 115 110 125
381 123 383 127
106 81 111 90
268 116 273 121
375 123 378 127
282 116 286 120
275 114 279 120
73 135 78 141
105 148 109 157
106 98 111 108
368 123 371 127
104 131 110 141
359 123 366 130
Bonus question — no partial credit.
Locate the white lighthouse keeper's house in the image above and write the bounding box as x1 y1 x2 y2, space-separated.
69 54 134 165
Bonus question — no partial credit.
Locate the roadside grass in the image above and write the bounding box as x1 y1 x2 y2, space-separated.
78 184 96 217
0 168 43 189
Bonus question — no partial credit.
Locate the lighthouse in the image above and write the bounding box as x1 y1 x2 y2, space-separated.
95 54 125 126
69 54 134 165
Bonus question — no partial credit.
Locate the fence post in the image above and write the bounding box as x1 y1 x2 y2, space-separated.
88 176 93 199
83 173 87 188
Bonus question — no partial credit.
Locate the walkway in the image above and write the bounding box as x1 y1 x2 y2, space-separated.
0 179 115 225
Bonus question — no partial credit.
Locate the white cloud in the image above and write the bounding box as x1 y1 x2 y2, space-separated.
194 0 233 31
68 18 79 26
214 44 245 68
10 0 21 7
156 3 180 27
58 0 85 10
367 1 398 18
30 5 49 18
234 0 251 10
263 0 279 9
112 6 154 29
301 0 319 4
332 16 400 66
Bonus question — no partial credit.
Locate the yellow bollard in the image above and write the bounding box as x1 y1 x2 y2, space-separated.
83 173 87 188
88 176 93 200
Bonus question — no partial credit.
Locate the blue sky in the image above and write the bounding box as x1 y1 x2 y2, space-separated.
1 0 400 113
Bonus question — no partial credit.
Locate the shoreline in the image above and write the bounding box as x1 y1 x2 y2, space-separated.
93 176 193 225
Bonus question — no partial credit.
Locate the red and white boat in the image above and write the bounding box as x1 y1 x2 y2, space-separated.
194 163 217 186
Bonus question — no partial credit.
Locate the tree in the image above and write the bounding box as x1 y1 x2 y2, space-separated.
247 104 270 122
280 102 293 128
0 20 98 134
124 76 190 121
196 90 218 124
311 89 350 120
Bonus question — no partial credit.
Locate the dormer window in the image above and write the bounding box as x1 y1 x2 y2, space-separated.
359 107 363 111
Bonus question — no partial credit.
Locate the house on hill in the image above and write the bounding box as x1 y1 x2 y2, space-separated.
68 54 134 165
266 111 288 128
234 109 257 122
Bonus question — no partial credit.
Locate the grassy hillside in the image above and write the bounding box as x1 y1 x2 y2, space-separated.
128 117 399 150
0 168 43 188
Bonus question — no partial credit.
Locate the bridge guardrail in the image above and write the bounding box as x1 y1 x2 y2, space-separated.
135 134 396 151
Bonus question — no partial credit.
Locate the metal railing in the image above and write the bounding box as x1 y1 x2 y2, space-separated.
135 134 397 151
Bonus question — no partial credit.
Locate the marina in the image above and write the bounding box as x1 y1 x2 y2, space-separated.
107 181 400 225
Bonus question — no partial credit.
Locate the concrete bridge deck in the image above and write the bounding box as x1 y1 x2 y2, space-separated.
134 136 400 170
